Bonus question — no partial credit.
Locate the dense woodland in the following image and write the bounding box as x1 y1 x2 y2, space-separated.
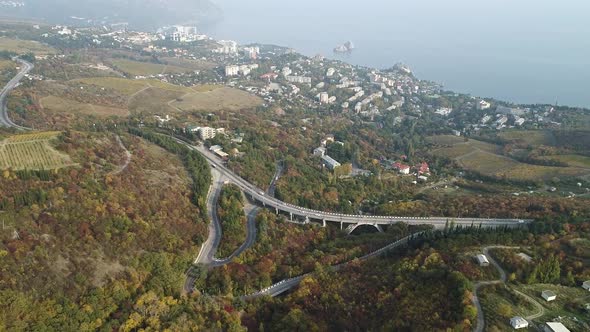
216 184 247 258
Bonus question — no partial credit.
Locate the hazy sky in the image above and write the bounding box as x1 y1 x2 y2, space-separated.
206 0 590 106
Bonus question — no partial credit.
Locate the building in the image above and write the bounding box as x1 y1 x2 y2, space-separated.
313 147 326 157
477 100 491 110
475 254 490 266
286 75 312 84
321 155 341 170
216 40 238 54
416 162 430 175
319 92 329 104
510 316 529 329
243 46 260 59
225 65 240 77
198 127 217 140
541 290 557 302
497 105 527 116
435 107 453 116
582 280 590 291
543 322 571 332
326 68 336 77
393 162 410 175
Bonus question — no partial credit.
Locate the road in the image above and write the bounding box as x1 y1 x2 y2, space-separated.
109 135 132 175
174 137 532 229
242 232 421 299
0 58 33 130
194 169 225 265
267 160 284 197
471 246 545 332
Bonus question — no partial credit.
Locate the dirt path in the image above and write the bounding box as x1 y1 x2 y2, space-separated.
109 135 131 175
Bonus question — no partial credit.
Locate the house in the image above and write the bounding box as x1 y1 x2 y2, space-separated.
510 316 529 329
582 280 590 291
416 162 430 175
543 322 570 332
475 254 490 267
393 162 410 175
209 145 223 152
313 147 327 157
541 290 556 302
321 155 341 170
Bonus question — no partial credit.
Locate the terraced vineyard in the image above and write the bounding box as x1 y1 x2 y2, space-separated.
0 132 76 170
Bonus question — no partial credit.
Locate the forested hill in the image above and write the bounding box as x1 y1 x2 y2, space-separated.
3 0 222 29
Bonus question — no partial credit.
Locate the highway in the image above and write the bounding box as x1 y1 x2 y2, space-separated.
0 58 33 130
175 137 532 229
242 232 422 299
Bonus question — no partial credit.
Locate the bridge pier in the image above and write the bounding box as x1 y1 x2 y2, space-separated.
304 216 309 224
289 212 293 221
340 221 343 230
322 219 326 227
275 207 278 214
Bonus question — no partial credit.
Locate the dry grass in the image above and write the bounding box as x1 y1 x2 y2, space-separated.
459 151 587 181
161 57 217 70
0 132 76 170
39 95 129 117
109 59 187 76
429 135 590 181
171 87 262 112
0 37 56 54
541 155 590 169
72 77 191 96
500 130 555 146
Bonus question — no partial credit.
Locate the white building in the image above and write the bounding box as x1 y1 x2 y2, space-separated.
225 65 240 77
582 280 590 291
477 100 491 110
514 117 525 126
475 254 490 266
319 92 329 104
286 75 312 84
243 46 260 59
326 67 336 77
543 322 571 332
327 96 337 104
321 155 341 170
198 127 217 140
216 40 238 54
435 107 453 116
510 316 529 329
541 290 556 302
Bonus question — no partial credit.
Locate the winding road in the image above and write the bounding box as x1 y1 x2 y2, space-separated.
472 246 544 332
0 58 33 130
173 137 531 230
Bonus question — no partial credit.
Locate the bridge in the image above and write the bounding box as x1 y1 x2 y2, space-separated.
176 138 532 231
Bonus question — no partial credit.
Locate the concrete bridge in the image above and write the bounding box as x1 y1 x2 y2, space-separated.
177 138 532 230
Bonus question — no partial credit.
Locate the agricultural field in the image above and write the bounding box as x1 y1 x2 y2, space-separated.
458 150 588 181
429 135 590 182
0 132 76 170
541 154 590 169
0 59 14 71
170 86 263 112
128 87 186 115
71 77 191 96
515 284 590 330
0 37 56 54
479 286 538 331
499 130 556 146
39 95 129 118
108 59 188 76
160 57 217 71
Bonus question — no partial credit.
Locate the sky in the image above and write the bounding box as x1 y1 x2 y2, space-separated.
203 0 590 107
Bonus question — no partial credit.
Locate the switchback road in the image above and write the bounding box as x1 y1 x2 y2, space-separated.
0 58 33 130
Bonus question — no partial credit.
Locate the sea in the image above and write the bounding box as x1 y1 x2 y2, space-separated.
203 0 590 108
